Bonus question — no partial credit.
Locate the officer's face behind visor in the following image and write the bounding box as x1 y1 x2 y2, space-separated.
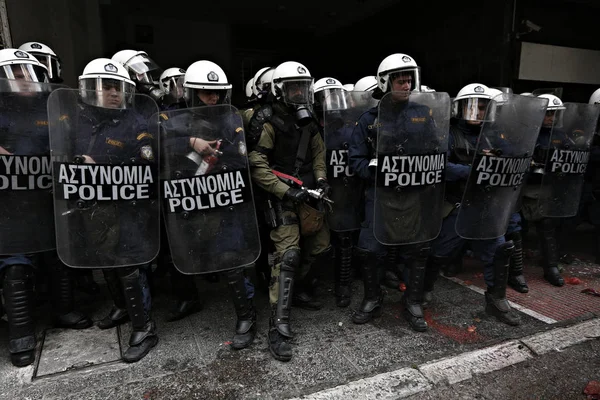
389 70 419 102
190 88 231 107
126 54 162 84
282 79 314 106
0 64 49 93
80 78 135 109
455 97 490 125
543 109 560 128
163 75 184 99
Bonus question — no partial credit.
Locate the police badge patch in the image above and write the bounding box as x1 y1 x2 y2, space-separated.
474 86 485 93
297 66 307 74
14 51 29 59
104 63 118 73
141 145 154 161
31 43 43 49
553 98 560 105
238 141 247 156
402 56 412 63
326 78 336 85
207 71 219 82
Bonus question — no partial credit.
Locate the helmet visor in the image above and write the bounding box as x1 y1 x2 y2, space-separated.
281 78 314 106
162 75 185 99
125 54 162 84
453 97 490 122
79 78 136 109
387 68 420 93
0 64 49 92
184 87 231 107
317 88 348 111
33 54 62 80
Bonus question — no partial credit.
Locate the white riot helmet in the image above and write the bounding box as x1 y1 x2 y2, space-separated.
520 92 534 97
0 48 49 92
245 78 255 99
314 77 347 110
538 93 565 110
19 42 61 82
589 88 600 105
487 88 505 102
538 93 565 128
376 53 420 94
112 49 162 85
271 61 314 106
354 76 377 92
159 67 185 99
452 83 491 122
183 60 232 107
78 58 135 109
343 83 354 91
252 67 275 99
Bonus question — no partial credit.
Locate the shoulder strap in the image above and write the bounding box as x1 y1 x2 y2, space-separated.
293 125 312 177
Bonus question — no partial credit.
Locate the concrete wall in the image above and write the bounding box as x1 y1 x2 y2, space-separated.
6 0 104 87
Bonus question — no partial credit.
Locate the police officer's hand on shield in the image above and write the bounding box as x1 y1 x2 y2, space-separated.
189 137 217 155
284 187 309 204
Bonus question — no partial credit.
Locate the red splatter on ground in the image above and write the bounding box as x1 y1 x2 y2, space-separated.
564 276 583 285
584 380 600 400
424 309 485 344
224 341 232 346
453 255 600 322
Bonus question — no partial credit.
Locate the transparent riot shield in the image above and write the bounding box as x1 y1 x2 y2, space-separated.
158 105 260 274
374 91 450 245
455 93 548 239
48 89 160 268
324 91 377 231
0 79 67 255
538 102 599 217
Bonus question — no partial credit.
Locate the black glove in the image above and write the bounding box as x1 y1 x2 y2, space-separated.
284 187 309 204
317 178 331 196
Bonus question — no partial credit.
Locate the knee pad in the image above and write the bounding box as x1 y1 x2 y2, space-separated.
4 264 33 281
281 249 301 272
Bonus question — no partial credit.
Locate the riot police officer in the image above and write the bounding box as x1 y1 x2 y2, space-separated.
112 49 165 106
428 83 520 326
0 49 92 367
349 53 447 332
66 58 159 362
520 94 570 287
159 60 259 350
248 61 332 361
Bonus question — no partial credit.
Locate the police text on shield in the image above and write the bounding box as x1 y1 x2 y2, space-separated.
163 170 246 213
0 155 52 190
380 154 445 187
57 163 154 200
549 150 589 174
474 155 531 186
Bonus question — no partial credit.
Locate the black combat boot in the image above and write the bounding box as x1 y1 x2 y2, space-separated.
403 257 428 332
3 265 36 367
167 267 201 322
422 255 447 306
293 248 331 311
120 268 158 363
506 232 529 293
98 269 129 329
352 249 384 324
381 246 402 289
51 264 93 329
485 242 521 326
537 219 564 287
335 234 353 308
227 269 256 350
268 253 296 362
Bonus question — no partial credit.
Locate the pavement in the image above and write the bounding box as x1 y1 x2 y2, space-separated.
0 226 599 400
